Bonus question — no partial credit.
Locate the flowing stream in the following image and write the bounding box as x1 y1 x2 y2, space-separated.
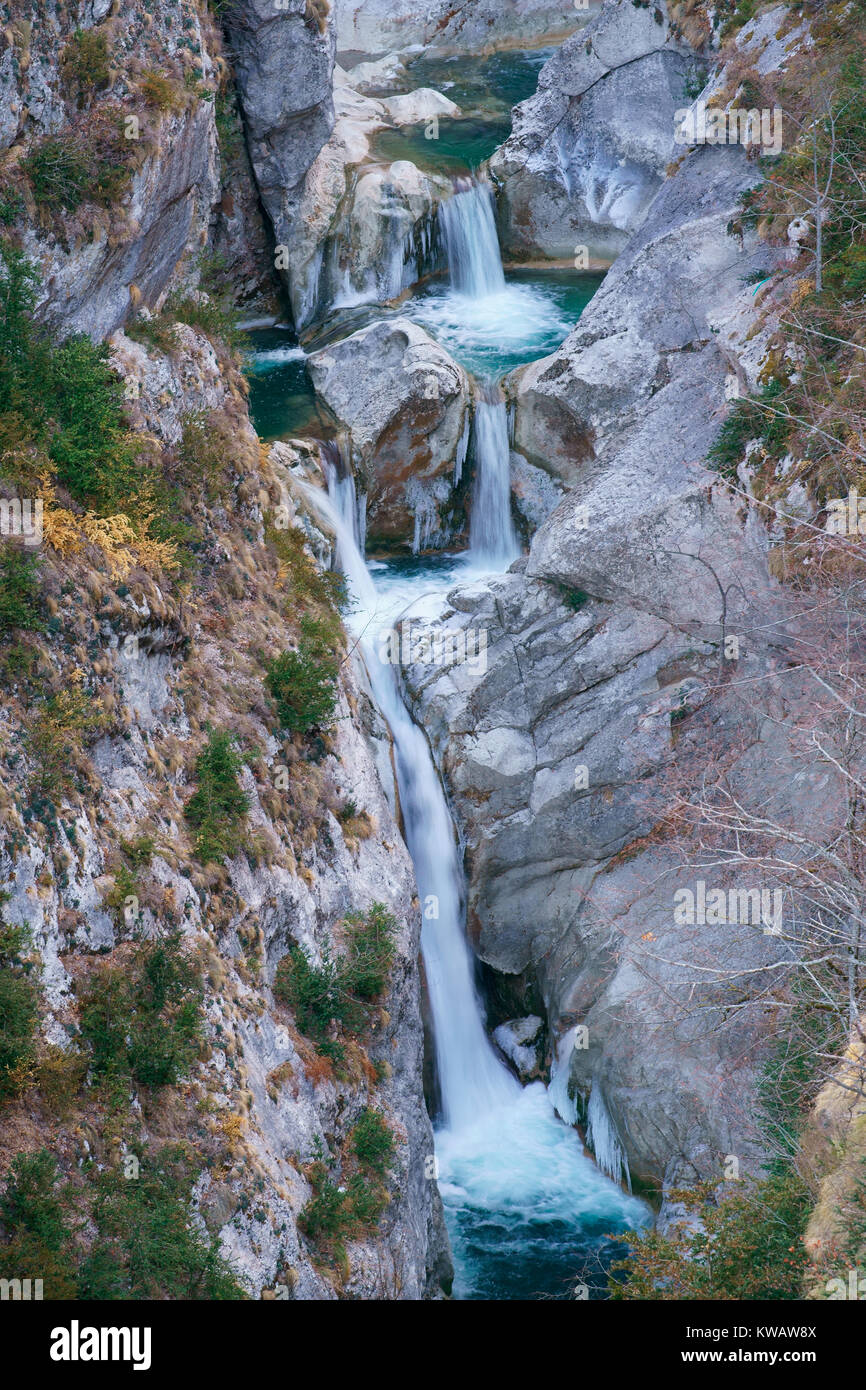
297 176 647 1298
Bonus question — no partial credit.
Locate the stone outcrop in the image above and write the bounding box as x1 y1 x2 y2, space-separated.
0 0 225 338
309 318 471 551
489 0 703 262
334 0 593 54
225 0 337 323
333 0 591 54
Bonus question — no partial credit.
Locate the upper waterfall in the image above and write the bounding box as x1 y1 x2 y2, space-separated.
439 179 507 299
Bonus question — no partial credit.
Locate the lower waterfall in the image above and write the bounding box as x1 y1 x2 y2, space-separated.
469 388 520 569
301 466 648 1299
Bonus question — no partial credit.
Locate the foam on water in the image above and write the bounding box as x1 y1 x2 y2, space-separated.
246 345 307 371
409 279 574 378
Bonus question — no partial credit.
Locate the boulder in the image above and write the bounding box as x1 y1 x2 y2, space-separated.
308 319 471 551
340 53 409 94
383 89 462 126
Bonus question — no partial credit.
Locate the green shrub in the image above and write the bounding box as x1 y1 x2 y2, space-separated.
342 903 396 1001
78 936 203 1087
0 922 39 1101
350 1108 394 1177
344 1172 386 1226
274 944 344 1041
0 547 42 639
265 616 340 734
0 1149 69 1251
0 1143 242 1301
274 904 396 1048
609 1167 810 1300
707 380 788 476
119 834 155 872
0 240 140 512
184 730 249 863
43 334 139 506
61 28 111 102
299 1162 349 1243
0 1148 79 1297
0 191 24 227
23 138 93 213
23 107 132 217
88 1144 243 1299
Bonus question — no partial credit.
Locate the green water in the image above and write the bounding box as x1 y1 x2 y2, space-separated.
406 268 606 378
360 48 556 177
405 48 556 119
243 329 329 443
243 271 605 443
369 117 512 177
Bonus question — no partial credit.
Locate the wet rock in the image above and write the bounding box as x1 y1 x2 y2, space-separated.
494 1016 545 1080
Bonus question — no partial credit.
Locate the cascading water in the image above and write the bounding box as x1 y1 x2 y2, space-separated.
301 463 649 1299
430 178 520 571
408 175 590 380
470 387 520 569
311 464 517 1130
438 178 506 298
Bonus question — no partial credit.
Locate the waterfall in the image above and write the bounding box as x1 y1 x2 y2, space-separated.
304 466 519 1131
299 463 647 1297
439 178 506 299
470 387 520 569
435 181 519 569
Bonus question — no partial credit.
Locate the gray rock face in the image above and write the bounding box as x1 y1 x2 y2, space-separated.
0 329 451 1299
490 0 702 261
31 102 219 340
309 319 471 551
225 0 337 320
333 0 591 54
1 0 222 338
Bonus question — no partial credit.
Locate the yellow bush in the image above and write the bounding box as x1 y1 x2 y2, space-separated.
39 479 179 578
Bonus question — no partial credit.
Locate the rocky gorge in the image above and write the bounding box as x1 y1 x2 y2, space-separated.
0 0 864 1306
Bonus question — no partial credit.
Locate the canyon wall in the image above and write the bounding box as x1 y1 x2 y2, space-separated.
0 0 449 1298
